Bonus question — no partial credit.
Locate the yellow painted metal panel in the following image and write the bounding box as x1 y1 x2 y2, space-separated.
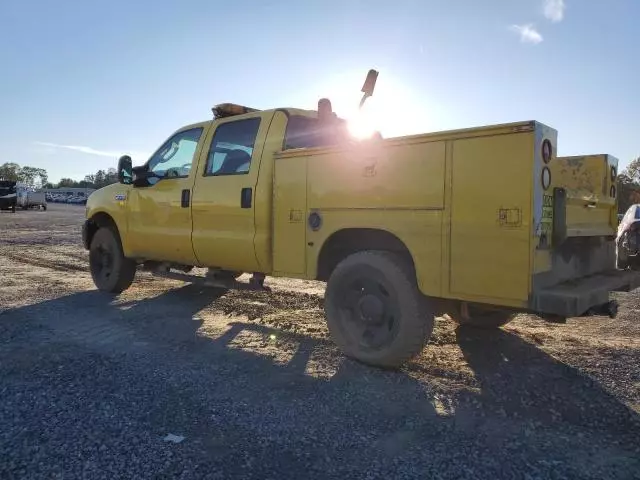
191 112 275 271
307 141 446 210
85 184 133 254
254 110 289 272
127 177 199 264
553 154 617 237
125 123 212 264
273 156 307 275
449 133 533 302
304 210 443 296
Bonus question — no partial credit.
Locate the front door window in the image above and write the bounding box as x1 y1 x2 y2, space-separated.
147 128 203 181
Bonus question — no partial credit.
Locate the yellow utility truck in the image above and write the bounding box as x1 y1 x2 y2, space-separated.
83 73 637 367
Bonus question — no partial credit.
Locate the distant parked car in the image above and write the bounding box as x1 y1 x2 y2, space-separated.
67 195 87 205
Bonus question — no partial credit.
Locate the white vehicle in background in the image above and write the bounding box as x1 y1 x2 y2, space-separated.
16 184 47 211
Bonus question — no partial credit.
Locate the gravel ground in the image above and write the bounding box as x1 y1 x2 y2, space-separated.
1 204 639 479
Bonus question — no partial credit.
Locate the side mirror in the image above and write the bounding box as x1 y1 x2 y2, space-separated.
117 155 133 185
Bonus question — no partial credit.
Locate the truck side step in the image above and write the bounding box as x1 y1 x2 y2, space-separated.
152 270 271 292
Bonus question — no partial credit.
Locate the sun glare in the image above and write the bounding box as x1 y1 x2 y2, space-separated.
310 70 430 141
347 110 377 139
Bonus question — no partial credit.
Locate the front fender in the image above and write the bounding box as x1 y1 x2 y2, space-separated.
84 185 132 253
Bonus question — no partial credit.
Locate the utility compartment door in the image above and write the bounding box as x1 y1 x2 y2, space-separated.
554 154 618 238
449 133 532 302
273 155 307 276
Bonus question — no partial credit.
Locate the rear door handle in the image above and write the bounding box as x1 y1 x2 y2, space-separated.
181 189 190 208
241 188 252 208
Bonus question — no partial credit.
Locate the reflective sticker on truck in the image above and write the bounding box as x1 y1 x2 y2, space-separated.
533 122 558 249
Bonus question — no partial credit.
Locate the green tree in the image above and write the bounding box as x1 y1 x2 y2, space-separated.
0 162 22 181
94 169 106 188
623 156 640 184
19 166 48 187
619 157 640 214
57 178 77 188
0 163 48 187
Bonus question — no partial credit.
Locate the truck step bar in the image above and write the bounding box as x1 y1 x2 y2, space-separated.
151 270 271 292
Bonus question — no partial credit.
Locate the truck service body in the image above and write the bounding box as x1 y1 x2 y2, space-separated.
82 97 637 367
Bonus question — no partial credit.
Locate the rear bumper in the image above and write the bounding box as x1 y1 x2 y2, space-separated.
530 270 640 317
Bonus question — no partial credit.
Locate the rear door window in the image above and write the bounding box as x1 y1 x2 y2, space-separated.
205 118 261 176
283 115 348 150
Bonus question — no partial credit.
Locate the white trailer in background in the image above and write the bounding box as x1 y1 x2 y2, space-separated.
16 184 47 211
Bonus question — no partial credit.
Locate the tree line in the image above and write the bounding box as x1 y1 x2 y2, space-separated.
0 162 118 190
616 157 640 214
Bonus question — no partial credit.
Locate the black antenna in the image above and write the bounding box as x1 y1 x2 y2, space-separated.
359 69 379 109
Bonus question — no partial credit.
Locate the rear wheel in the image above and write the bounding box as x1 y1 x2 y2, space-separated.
89 227 136 293
325 251 434 368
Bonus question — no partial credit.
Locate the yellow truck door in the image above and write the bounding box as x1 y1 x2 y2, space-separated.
127 125 209 264
191 111 275 272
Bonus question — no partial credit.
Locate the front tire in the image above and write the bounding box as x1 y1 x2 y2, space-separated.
325 251 434 368
89 227 136 293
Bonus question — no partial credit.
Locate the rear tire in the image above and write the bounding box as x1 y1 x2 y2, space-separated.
89 227 136 293
325 251 434 368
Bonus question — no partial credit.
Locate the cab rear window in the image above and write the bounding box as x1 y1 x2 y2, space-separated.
283 115 348 150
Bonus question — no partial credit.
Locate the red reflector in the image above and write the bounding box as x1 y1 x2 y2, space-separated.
542 166 551 190
542 139 553 163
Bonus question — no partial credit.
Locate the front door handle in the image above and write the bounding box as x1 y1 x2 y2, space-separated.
241 188 252 209
181 189 190 208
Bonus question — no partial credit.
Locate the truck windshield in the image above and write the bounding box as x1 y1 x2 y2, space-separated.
283 115 349 150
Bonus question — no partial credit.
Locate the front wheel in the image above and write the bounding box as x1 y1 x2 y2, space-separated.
89 227 136 293
325 251 435 368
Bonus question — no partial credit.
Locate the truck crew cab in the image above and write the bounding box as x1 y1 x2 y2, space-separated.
82 73 638 367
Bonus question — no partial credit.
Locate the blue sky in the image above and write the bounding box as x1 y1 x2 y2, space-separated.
1 0 638 183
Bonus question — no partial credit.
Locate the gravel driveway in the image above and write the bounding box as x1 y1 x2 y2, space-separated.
1 204 639 479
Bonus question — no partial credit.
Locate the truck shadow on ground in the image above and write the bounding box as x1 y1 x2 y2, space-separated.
2 285 639 476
